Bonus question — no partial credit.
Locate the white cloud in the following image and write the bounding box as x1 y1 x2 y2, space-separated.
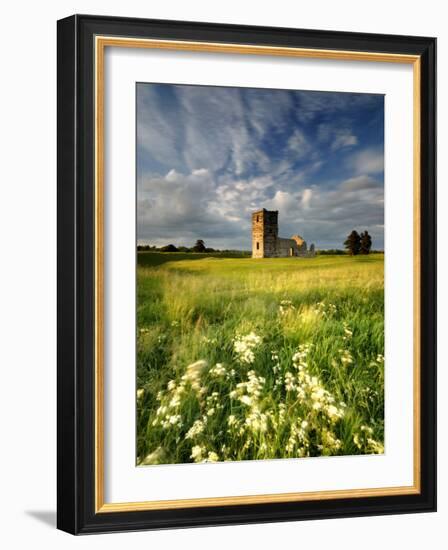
340 175 381 191
234 176 274 192
301 188 313 208
254 175 383 249
350 148 384 174
139 169 216 230
138 167 384 249
267 190 298 212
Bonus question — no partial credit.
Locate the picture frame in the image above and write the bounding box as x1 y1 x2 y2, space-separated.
57 14 436 534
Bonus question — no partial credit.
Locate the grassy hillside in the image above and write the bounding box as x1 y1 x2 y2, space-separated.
136 252 384 465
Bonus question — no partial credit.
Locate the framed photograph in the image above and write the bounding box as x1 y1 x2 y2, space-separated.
57 14 436 534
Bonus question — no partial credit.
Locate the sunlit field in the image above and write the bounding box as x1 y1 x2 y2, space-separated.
136 252 384 466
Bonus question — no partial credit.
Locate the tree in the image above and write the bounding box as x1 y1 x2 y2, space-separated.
360 231 372 255
160 244 178 252
192 239 206 253
344 230 361 256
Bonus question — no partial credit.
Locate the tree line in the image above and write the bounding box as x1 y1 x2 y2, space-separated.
136 239 251 255
137 239 212 253
138 235 376 256
344 230 372 256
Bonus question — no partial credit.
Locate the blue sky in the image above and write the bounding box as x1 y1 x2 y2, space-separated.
137 83 384 250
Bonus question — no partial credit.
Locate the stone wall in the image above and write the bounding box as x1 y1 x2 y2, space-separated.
277 237 299 257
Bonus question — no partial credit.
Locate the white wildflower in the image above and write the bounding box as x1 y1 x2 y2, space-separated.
279 299 295 316
169 395 181 408
227 415 237 426
205 451 219 463
191 445 205 462
340 349 353 365
326 404 343 422
239 395 252 406
233 332 261 364
284 371 296 392
210 363 226 377
167 380 177 391
245 411 268 432
141 447 165 465
185 419 205 440
367 438 384 454
185 359 207 379
168 414 181 426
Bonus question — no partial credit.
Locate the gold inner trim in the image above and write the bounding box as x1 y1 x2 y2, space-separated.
413 58 422 493
94 35 422 513
97 36 419 64
99 486 420 513
95 37 105 513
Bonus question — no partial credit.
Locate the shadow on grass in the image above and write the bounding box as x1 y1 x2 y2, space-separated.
137 251 249 268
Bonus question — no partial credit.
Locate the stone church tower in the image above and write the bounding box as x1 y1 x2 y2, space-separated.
252 209 278 258
251 208 315 258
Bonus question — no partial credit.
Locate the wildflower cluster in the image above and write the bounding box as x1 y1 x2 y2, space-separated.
279 299 295 316
138 321 384 465
339 349 354 365
233 332 262 364
229 369 269 437
332 323 355 368
230 369 265 407
150 359 207 430
209 363 227 378
313 301 337 318
191 445 219 463
271 351 283 390
353 425 384 454
342 322 353 341
281 343 346 455
148 357 221 463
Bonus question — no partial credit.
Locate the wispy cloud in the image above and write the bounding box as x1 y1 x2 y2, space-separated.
317 123 358 151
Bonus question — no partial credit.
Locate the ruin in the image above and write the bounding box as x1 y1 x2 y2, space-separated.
252 209 316 259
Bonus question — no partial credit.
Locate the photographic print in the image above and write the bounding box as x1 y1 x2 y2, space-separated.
58 17 436 533
136 82 385 466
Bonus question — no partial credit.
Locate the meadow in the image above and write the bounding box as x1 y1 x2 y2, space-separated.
136 252 384 466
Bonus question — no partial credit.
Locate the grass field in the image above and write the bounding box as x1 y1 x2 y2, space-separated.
136 252 384 465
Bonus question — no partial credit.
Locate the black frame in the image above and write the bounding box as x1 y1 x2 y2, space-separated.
57 14 436 534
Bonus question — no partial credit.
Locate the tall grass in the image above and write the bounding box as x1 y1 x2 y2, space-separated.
137 253 384 465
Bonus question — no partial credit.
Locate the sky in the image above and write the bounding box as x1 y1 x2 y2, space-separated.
137 83 384 250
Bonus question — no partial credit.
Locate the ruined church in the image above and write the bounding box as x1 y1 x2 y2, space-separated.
252 209 315 259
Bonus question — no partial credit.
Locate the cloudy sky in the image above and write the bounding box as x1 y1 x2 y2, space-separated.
137 83 384 250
